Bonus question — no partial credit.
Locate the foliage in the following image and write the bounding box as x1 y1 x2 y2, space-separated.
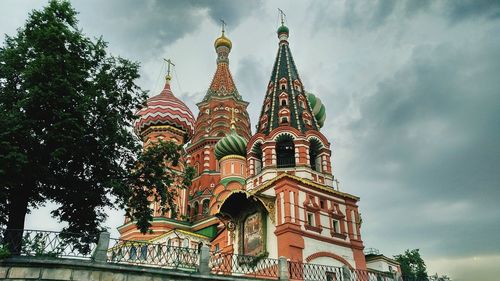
0 0 191 241
394 249 428 281
120 140 195 233
0 244 10 259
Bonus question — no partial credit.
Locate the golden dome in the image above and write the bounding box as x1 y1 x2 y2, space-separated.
214 33 232 50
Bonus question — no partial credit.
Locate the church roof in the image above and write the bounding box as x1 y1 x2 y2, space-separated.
256 24 324 135
134 77 196 141
202 31 243 102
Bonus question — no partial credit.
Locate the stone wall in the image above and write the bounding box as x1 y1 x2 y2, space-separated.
0 256 268 281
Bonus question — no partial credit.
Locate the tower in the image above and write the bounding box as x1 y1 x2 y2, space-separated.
118 64 196 240
185 26 252 238
215 20 367 270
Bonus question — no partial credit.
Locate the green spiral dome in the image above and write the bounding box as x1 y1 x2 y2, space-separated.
215 130 248 160
307 92 326 128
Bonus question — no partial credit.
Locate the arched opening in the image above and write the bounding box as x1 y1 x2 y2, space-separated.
276 134 295 168
193 201 199 219
309 138 322 172
252 142 263 175
281 99 287 106
202 199 210 215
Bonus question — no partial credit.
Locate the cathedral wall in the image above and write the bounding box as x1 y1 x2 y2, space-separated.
302 237 356 268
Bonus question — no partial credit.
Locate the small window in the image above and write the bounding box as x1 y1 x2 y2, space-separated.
307 213 314 226
281 99 287 106
281 84 286 90
281 117 288 124
326 271 337 281
202 199 210 215
299 100 305 108
332 220 340 233
214 243 220 252
320 200 325 209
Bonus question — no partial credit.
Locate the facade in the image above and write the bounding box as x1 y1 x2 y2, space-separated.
365 248 402 274
117 22 369 270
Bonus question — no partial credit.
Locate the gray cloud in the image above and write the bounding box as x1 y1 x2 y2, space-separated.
71 0 263 62
342 33 500 257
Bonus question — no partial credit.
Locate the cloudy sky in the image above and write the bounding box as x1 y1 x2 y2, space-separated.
1 0 499 280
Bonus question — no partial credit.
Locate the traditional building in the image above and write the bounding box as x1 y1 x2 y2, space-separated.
118 21 368 270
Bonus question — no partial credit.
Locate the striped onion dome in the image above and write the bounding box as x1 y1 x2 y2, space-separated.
134 77 195 141
214 129 248 160
307 92 326 128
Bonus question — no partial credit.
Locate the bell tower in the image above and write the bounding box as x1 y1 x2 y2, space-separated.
185 24 251 236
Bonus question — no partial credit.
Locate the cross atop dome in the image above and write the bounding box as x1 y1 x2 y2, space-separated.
277 8 290 42
163 58 175 85
214 19 232 52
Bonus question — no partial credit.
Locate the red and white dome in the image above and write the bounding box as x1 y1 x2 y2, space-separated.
134 79 195 141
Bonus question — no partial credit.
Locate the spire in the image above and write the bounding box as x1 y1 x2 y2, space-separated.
256 19 323 135
203 24 242 101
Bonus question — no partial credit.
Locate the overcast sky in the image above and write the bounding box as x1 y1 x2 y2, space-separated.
1 1 499 280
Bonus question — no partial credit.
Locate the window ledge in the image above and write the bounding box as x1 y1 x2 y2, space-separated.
305 224 323 234
331 232 347 239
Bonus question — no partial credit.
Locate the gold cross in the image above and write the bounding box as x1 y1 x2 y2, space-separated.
163 58 175 77
220 19 226 34
278 8 286 25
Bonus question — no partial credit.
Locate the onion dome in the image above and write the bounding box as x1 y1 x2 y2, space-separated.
214 33 232 50
307 93 326 128
277 24 289 36
214 129 248 160
277 23 289 41
134 75 196 141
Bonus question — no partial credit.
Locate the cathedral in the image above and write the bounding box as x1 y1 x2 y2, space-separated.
117 21 367 270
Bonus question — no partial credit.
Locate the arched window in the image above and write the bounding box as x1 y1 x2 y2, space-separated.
202 199 210 215
281 117 289 124
276 135 295 168
252 142 263 174
309 138 322 172
193 201 199 217
281 99 287 106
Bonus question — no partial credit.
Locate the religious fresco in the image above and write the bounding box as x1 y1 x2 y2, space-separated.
243 212 265 256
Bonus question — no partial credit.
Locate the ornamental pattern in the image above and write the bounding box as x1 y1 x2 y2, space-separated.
134 82 195 141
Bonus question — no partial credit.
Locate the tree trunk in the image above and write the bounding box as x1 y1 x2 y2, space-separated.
5 185 30 255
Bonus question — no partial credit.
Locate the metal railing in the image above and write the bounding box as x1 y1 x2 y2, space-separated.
277 156 296 168
0 229 409 281
210 251 279 279
0 229 97 259
107 238 199 270
289 261 398 281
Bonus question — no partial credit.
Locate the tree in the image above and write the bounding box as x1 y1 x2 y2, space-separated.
0 0 192 253
394 249 428 281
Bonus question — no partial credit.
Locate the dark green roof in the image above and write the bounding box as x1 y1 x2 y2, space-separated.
277 25 289 34
256 36 321 134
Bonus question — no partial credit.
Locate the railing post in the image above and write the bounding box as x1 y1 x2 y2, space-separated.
198 245 210 275
278 256 289 281
92 231 110 263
